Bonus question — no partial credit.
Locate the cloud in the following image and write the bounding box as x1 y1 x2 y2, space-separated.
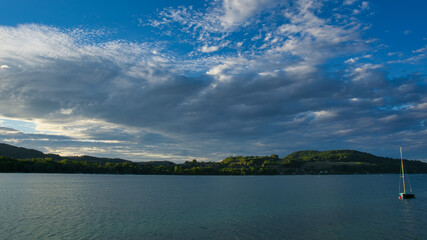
403 30 411 35
353 63 382 75
387 52 403 57
220 0 282 29
0 126 19 134
1 1 426 161
345 57 358 64
148 0 284 33
313 110 337 121
413 45 427 53
387 44 427 64
199 45 220 53
352 1 369 15
343 0 359 5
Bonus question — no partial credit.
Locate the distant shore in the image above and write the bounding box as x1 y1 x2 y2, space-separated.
2 143 427 175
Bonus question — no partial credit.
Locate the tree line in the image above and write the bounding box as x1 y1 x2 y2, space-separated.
1 150 427 175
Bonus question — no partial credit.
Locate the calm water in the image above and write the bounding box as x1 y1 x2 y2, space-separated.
0 174 426 240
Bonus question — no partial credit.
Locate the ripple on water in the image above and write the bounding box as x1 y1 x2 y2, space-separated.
1 174 426 240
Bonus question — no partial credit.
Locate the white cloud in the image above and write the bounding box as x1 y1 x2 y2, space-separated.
147 0 366 82
351 63 383 81
345 57 358 64
415 102 427 110
292 110 337 123
361 1 369 10
284 64 315 75
220 0 281 29
345 54 372 64
354 63 382 72
60 108 73 115
258 70 279 77
387 45 427 64
387 52 403 57
206 62 235 82
343 0 359 5
313 110 337 120
380 114 398 122
0 64 9 69
352 1 369 15
149 0 284 33
413 45 427 53
0 24 165 69
199 45 220 53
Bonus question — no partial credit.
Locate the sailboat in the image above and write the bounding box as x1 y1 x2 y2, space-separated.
398 147 415 199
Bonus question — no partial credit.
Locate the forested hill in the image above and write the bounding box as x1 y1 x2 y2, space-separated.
1 143 426 174
0 143 47 159
221 150 427 174
291 150 426 173
0 143 129 163
283 150 386 163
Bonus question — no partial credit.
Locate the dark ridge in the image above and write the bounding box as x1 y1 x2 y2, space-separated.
1 143 426 175
0 143 48 159
0 143 128 163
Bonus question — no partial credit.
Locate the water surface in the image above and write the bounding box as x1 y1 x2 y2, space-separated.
1 174 426 239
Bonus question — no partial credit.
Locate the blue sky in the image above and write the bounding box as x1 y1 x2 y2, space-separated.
0 0 426 162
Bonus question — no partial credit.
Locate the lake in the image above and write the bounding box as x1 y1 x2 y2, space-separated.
0 174 426 239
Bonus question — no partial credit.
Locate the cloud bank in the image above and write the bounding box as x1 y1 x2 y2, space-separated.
0 0 426 161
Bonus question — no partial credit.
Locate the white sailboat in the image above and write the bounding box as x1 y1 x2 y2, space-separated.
399 147 415 199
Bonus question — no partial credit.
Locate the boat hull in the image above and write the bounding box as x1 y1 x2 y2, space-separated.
399 193 415 199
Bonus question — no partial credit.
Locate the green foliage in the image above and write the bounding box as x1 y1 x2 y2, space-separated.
1 149 427 175
282 150 390 164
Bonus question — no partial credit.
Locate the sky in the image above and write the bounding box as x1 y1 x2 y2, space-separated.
0 0 426 162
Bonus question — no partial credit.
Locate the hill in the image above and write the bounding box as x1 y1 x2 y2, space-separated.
1 143 426 174
283 149 427 174
0 143 48 159
0 143 129 163
217 150 427 174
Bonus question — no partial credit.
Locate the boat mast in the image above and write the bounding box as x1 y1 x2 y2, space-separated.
400 147 406 194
